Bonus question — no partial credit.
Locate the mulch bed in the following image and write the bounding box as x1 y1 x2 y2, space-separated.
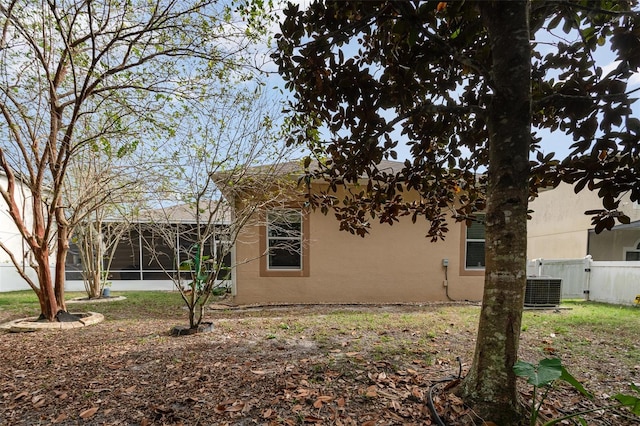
0 305 638 425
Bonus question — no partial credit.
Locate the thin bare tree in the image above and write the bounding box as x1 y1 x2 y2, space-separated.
141 88 299 330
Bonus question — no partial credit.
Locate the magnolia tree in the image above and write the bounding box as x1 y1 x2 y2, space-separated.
274 0 640 422
141 89 297 331
0 0 273 321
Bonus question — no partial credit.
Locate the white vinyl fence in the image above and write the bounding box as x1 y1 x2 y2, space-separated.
527 256 640 305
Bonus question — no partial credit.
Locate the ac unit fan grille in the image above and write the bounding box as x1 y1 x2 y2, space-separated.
525 278 562 307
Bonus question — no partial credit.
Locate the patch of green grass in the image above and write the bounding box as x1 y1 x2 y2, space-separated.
270 320 306 335
523 301 640 332
0 290 42 319
0 290 187 322
521 301 640 366
0 290 40 306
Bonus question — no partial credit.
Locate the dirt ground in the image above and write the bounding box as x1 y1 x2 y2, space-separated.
0 303 638 425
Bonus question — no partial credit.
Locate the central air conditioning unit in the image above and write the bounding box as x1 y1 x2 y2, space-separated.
525 277 562 307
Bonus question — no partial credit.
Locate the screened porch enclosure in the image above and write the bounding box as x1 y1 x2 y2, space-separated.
65 223 232 283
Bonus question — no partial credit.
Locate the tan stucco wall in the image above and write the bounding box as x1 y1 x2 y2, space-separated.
232 185 485 305
528 230 590 260
588 229 640 261
527 182 640 260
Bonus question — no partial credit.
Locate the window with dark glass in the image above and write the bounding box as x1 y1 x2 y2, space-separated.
140 225 176 271
625 242 640 261
267 209 302 270
465 214 486 269
66 222 232 281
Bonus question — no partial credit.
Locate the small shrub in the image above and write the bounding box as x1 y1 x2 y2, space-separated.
514 358 640 426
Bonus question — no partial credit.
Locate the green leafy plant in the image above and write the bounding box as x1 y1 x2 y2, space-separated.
613 384 640 416
514 358 640 426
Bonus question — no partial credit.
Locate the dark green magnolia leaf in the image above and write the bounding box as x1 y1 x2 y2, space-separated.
575 177 589 193
602 196 619 210
627 117 640 134
619 215 631 225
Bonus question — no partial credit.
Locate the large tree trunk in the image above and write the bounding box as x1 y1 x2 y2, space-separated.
54 219 69 312
31 187 63 321
460 1 531 424
35 246 59 321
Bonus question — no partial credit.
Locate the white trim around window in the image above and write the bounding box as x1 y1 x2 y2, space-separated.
623 239 640 261
465 214 486 270
266 209 303 271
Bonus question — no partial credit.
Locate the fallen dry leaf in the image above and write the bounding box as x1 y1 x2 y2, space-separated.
226 403 244 412
79 406 98 419
52 413 68 423
365 385 378 398
215 400 245 413
14 391 28 401
296 388 311 397
411 386 423 400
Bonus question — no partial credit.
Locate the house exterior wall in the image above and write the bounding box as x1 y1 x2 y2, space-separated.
0 174 32 265
232 184 485 305
527 182 640 260
588 228 640 261
0 174 59 292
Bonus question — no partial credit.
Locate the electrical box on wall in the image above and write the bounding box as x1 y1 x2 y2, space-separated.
442 258 449 267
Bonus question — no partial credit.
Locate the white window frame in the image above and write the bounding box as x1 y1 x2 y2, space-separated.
623 239 640 261
465 214 486 270
266 209 303 271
